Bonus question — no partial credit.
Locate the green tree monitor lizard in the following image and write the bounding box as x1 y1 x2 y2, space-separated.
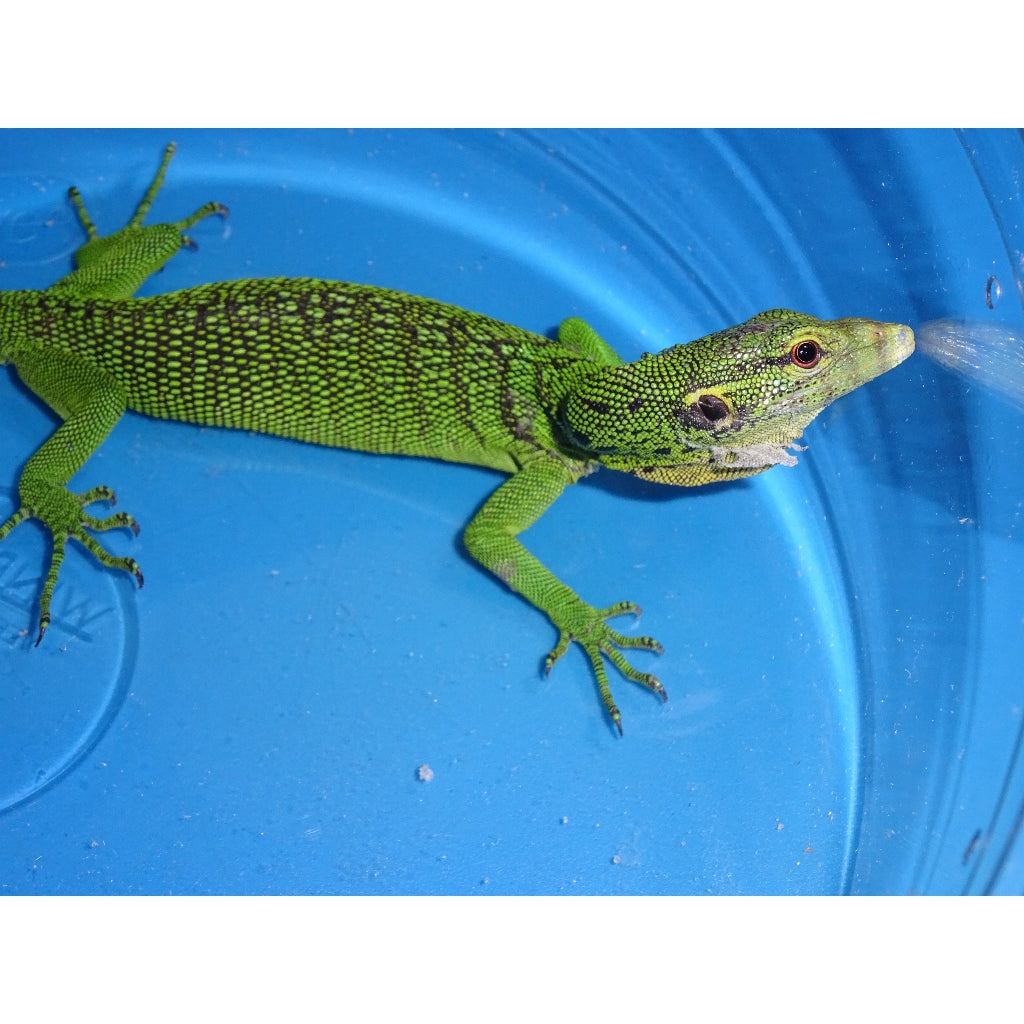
0 144 915 734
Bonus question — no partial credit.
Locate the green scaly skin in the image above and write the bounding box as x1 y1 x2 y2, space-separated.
0 144 915 734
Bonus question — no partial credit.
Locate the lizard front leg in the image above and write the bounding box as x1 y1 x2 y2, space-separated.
0 349 142 643
463 455 665 734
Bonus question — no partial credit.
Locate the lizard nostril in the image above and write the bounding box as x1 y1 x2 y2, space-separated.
696 394 730 421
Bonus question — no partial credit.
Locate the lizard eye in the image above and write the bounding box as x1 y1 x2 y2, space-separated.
791 340 822 368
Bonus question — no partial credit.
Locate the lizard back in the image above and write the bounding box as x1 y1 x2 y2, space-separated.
8 278 600 473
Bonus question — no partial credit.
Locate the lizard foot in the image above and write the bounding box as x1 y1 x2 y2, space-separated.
544 599 665 736
0 484 144 645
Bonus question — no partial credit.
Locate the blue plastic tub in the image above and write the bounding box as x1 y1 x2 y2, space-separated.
1 129 1021 895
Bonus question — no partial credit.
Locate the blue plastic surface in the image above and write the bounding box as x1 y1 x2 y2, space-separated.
0 129 1021 894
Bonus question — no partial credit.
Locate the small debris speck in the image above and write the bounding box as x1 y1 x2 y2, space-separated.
560 816 569 825
611 855 621 865
417 763 434 782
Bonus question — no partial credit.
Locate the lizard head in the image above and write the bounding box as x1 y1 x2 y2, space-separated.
558 309 915 486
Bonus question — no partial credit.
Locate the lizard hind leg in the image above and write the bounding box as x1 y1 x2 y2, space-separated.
0 485 144 645
66 141 179 244
69 141 178 236
0 355 144 644
54 144 228 301
68 141 227 246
